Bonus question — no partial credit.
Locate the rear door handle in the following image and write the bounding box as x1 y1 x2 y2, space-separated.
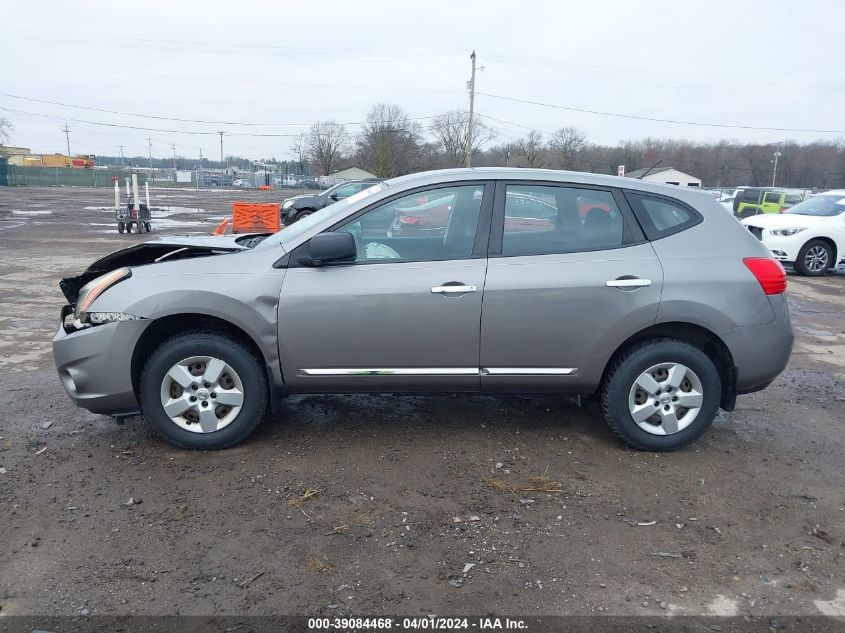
431 285 477 294
605 278 652 288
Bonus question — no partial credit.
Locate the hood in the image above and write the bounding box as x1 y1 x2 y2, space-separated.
59 233 269 304
742 213 833 228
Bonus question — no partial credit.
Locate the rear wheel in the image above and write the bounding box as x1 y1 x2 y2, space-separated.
144 222 152 232
794 240 832 276
600 338 721 451
118 222 125 234
139 332 268 449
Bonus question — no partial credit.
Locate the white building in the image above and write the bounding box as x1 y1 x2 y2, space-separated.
625 167 702 187
319 167 379 187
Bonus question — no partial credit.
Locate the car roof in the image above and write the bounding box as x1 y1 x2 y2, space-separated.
384 167 716 204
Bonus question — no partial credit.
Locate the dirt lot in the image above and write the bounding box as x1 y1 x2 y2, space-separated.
1 186 844 620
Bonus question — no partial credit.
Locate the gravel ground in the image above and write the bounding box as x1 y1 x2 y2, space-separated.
0 186 843 620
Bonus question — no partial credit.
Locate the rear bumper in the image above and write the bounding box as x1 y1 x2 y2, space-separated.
53 316 151 415
722 294 794 394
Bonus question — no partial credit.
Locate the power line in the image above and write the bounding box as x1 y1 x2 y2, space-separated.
475 92 845 134
0 95 441 129
0 105 439 138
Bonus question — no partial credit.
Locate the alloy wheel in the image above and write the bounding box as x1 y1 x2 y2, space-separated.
804 245 829 273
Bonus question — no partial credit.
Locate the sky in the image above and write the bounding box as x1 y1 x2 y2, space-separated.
2 0 844 162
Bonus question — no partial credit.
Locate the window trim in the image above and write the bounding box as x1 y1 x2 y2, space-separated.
287 180 495 268
623 190 703 241
488 180 645 258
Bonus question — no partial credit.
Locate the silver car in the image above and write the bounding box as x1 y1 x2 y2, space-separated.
53 168 794 451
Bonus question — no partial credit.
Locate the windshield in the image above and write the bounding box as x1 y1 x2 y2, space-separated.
319 182 344 198
784 194 845 217
262 184 385 246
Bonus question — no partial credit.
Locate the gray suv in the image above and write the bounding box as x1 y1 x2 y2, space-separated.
53 168 793 451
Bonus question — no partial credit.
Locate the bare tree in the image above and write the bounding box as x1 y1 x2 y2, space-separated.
549 126 586 170
430 110 496 167
515 130 546 168
356 103 423 177
0 117 12 145
305 120 349 177
290 134 307 175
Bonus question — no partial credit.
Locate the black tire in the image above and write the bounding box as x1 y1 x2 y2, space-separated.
139 331 268 449
294 208 314 222
118 222 125 234
794 239 833 276
600 338 721 451
144 222 152 232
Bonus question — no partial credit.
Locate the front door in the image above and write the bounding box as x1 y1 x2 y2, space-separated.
278 182 493 392
480 181 664 392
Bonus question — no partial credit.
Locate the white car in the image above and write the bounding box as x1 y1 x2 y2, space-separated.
741 190 845 276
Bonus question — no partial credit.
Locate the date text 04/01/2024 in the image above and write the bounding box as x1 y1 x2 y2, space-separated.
307 617 528 630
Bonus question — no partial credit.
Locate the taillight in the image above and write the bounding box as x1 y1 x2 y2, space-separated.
744 257 787 295
778 206 786 213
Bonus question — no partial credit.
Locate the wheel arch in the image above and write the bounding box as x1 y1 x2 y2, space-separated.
599 321 737 411
130 313 278 408
803 235 838 264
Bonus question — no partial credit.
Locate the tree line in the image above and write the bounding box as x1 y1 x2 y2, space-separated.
15 104 845 189
294 104 845 190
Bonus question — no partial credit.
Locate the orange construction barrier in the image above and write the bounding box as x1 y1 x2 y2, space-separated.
258 185 271 191
231 202 281 234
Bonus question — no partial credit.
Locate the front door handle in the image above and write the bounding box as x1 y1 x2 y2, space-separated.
431 285 477 294
605 278 652 288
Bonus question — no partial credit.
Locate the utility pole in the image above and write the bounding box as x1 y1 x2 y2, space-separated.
63 124 71 166
171 143 177 172
147 138 153 171
118 145 125 167
772 142 783 187
218 131 224 185
464 50 477 168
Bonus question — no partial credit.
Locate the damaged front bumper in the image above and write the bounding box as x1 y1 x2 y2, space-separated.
53 311 152 415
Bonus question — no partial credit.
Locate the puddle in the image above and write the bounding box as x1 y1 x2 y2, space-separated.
11 210 53 216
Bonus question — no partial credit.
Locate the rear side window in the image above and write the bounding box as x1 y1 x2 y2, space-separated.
763 192 782 204
501 185 626 256
626 193 701 240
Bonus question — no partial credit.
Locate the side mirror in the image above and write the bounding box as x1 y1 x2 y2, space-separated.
299 232 356 267
329 193 339 201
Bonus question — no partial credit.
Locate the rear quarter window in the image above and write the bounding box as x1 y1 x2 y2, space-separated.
625 192 702 240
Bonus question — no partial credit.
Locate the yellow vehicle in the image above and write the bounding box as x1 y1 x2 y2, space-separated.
734 188 805 218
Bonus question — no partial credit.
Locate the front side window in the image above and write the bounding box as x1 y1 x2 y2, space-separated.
501 185 624 256
336 184 485 262
334 183 361 198
626 193 700 239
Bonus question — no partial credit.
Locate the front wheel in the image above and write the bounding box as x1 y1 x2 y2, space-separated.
600 338 721 451
139 332 268 449
118 222 125 234
293 209 314 222
144 222 152 232
794 239 832 276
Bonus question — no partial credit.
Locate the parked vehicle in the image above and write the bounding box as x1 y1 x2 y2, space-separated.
733 188 804 218
281 179 381 223
740 190 845 275
53 168 793 451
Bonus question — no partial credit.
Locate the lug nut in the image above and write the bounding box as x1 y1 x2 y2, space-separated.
201 401 208 407
191 384 198 390
210 393 216 399
203 382 211 388
190 396 197 402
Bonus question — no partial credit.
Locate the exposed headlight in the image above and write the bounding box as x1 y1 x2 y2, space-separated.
86 312 142 324
74 267 132 318
770 227 806 236
282 199 294 209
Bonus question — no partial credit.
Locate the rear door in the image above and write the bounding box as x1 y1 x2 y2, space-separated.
480 181 663 392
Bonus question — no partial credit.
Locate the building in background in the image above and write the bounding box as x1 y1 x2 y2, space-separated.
320 166 379 187
625 166 702 187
